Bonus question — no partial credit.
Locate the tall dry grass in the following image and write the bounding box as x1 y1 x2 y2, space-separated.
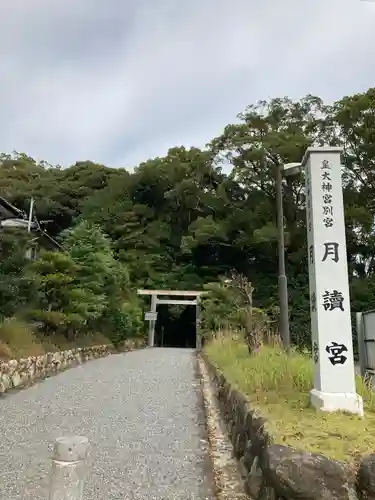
0 318 46 358
205 333 375 462
0 318 113 360
206 332 375 411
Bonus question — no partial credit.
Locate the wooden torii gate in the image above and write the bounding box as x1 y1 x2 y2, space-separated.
137 289 206 348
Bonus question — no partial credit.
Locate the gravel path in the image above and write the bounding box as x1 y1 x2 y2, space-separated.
0 348 215 500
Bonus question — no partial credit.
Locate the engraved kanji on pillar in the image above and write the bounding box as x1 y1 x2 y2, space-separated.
303 147 363 415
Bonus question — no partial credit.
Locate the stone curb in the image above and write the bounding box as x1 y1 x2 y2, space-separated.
201 351 375 500
0 338 145 395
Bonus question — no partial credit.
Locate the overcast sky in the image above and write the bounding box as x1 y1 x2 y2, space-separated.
1 0 375 169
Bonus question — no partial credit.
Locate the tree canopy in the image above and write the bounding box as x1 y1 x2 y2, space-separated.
1 87 375 348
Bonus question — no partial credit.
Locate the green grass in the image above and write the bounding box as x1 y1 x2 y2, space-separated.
205 334 375 465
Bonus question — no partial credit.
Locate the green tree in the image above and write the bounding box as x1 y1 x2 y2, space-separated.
2 87 375 351
29 251 95 337
63 220 113 317
0 229 36 319
63 219 142 343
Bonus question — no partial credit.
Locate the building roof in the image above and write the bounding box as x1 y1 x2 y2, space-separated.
0 195 26 220
0 195 61 249
137 289 207 296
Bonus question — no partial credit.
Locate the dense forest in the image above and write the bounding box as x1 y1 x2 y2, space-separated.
1 87 375 350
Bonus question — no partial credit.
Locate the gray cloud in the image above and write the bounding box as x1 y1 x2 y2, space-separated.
1 0 375 168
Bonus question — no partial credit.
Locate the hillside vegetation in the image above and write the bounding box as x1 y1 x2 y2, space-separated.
1 88 375 356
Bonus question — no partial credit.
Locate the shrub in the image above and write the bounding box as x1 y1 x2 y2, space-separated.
107 302 144 347
202 273 277 353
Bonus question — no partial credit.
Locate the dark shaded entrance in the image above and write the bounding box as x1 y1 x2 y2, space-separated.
155 304 196 348
137 289 205 348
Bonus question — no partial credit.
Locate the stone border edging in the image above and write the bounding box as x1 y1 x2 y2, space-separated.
198 353 249 500
0 338 145 395
201 351 375 500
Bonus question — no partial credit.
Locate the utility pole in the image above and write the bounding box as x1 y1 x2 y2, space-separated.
275 164 291 349
27 197 34 233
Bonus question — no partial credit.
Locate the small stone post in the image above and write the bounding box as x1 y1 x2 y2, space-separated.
196 296 201 349
48 436 90 500
148 294 157 347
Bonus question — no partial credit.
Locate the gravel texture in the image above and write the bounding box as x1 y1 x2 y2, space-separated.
198 357 248 500
0 348 215 500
